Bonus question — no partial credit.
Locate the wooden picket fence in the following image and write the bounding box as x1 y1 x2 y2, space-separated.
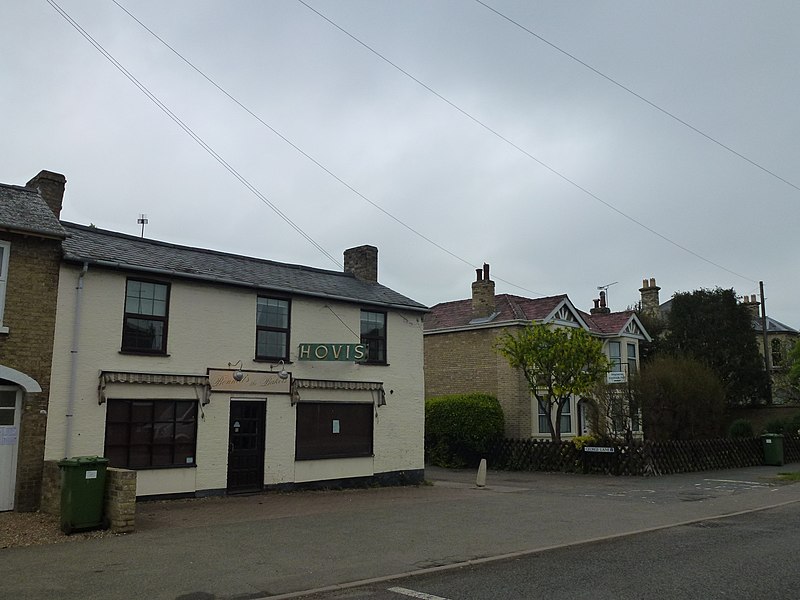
486 435 800 476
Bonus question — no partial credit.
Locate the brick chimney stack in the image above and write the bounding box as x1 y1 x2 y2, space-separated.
26 170 66 218
741 294 760 318
639 277 661 316
471 263 496 319
344 245 378 282
590 291 611 314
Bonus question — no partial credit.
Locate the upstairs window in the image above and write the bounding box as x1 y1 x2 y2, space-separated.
122 279 169 354
0 241 9 330
608 341 622 372
771 339 783 367
256 297 290 361
360 310 386 364
627 343 638 375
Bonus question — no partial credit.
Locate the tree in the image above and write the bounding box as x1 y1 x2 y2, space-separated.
587 380 639 442
777 340 800 402
496 323 609 442
661 288 768 406
633 356 725 441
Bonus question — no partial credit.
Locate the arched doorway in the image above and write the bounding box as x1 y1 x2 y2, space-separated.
0 366 41 511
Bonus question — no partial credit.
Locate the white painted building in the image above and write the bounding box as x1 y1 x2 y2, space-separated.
45 224 426 498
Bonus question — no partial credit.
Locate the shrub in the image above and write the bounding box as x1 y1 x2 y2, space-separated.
728 418 754 438
425 393 504 468
764 418 789 434
633 356 726 441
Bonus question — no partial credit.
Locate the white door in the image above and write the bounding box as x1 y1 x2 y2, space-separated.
0 387 21 511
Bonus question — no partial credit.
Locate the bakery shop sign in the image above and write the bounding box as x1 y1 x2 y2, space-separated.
298 343 367 362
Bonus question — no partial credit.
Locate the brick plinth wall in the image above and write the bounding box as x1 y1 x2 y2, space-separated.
40 460 137 533
39 460 61 515
104 468 137 533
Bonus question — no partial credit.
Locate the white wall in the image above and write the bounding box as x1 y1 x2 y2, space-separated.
46 264 425 496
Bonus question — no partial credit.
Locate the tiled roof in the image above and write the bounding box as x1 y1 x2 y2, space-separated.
424 293 568 331
61 223 427 312
425 293 639 337
0 183 66 238
580 310 636 335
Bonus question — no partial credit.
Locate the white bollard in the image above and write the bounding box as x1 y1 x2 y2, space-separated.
476 458 487 487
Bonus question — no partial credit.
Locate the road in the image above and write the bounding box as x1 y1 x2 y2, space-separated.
2 465 799 599
306 502 799 600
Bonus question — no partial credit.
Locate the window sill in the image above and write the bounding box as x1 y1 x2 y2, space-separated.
0 326 8 335
295 453 374 461
358 362 390 367
120 463 197 471
118 350 171 357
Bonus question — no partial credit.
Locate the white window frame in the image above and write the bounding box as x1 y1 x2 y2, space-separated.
0 241 10 333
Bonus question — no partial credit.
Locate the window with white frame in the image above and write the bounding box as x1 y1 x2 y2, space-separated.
538 401 571 435
608 341 622 372
627 343 637 375
0 241 10 329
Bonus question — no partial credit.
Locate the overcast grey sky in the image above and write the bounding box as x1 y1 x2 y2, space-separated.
2 1 798 325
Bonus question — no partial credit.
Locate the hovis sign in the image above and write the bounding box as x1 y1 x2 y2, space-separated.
298 343 366 361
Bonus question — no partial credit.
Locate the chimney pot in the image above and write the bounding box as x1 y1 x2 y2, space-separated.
471 263 495 319
649 277 656 287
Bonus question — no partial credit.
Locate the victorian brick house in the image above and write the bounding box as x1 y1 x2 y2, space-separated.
640 278 799 403
424 265 650 439
0 171 66 511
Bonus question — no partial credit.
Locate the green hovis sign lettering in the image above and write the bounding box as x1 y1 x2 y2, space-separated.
298 343 367 361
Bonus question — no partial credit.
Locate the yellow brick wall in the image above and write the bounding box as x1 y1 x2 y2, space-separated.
424 325 531 438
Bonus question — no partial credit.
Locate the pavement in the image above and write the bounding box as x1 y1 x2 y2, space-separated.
3 464 800 600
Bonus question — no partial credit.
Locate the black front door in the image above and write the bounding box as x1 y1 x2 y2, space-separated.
227 400 266 494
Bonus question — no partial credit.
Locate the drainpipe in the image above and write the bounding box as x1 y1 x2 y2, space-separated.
64 263 88 459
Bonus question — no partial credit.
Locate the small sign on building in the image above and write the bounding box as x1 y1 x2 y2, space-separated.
606 371 627 384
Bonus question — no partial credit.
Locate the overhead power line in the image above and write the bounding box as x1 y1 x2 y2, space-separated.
108 0 549 297
296 0 757 284
475 0 800 195
46 0 342 269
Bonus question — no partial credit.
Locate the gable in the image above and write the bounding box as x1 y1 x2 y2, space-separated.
543 298 588 330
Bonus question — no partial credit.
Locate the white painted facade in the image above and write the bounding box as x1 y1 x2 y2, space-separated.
46 263 425 498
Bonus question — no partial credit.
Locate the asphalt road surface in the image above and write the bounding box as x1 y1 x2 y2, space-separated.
306 502 800 600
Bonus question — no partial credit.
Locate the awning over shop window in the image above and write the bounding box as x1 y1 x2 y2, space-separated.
291 378 385 406
98 371 209 405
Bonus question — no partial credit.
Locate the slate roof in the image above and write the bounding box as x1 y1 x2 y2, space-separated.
0 183 66 239
752 316 799 335
61 223 427 312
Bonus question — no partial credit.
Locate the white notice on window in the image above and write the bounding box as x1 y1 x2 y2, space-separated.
85 470 98 480
332 419 340 434
0 427 18 445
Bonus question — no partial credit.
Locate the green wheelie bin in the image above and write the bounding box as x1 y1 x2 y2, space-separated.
58 456 110 534
761 433 785 467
